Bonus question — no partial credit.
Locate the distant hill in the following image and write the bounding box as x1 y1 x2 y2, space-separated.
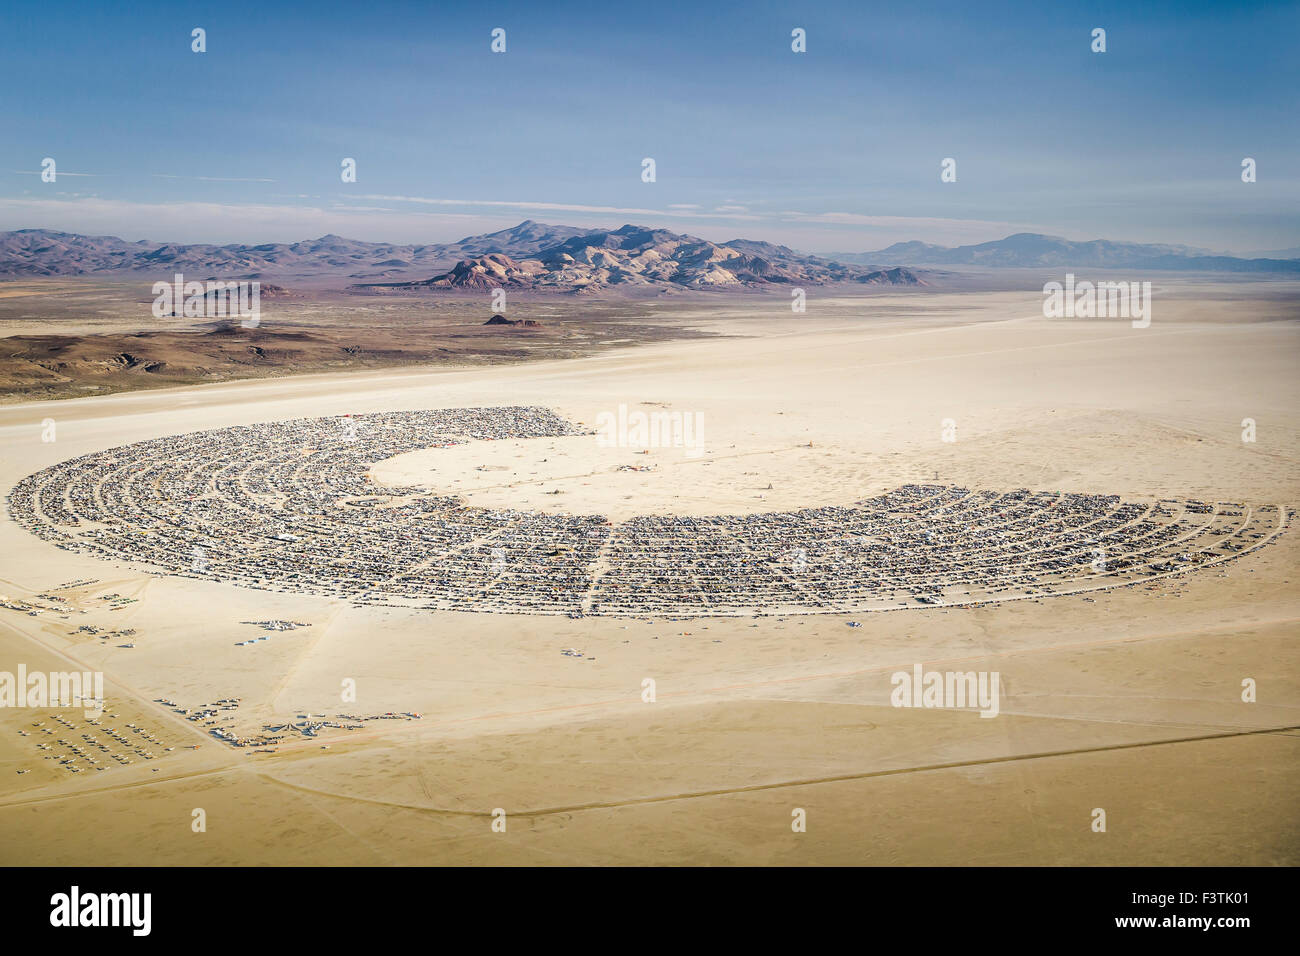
829 233 1300 272
361 224 924 293
5 222 1291 286
1246 245 1300 260
0 220 925 289
0 229 443 278
443 220 589 259
0 220 593 280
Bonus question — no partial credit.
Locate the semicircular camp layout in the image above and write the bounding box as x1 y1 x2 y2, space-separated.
9 407 1288 618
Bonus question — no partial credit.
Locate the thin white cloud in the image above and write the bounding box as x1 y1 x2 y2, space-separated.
777 210 1016 229
153 174 279 183
12 170 97 177
345 195 1024 239
347 194 765 222
0 197 501 243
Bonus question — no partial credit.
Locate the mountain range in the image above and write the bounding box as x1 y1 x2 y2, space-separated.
0 221 924 292
1 223 1295 291
0 221 586 280
358 225 922 293
832 233 1300 272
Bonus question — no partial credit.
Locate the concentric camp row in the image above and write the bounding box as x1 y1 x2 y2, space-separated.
8 408 1288 617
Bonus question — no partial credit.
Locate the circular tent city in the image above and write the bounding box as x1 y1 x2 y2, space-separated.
8 407 1288 617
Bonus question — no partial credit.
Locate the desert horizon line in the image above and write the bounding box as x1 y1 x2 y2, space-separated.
4 219 1297 264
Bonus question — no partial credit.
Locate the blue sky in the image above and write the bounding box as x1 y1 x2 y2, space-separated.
2 0 1297 253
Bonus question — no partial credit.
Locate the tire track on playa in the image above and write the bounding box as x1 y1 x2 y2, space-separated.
190 610 1300 759
265 601 347 709
0 611 248 805
3 565 1293 809
0 764 237 810
0 616 228 756
254 723 1300 820
288 785 403 865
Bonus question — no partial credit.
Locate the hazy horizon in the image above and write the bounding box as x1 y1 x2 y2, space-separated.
2 0 1297 255
5 218 1294 262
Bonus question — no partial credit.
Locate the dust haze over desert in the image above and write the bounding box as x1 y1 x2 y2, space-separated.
0 0 1297 881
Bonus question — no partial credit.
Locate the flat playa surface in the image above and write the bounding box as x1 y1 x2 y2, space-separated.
1 283 1297 865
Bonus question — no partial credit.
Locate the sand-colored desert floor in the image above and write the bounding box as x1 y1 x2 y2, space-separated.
0 283 1296 864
